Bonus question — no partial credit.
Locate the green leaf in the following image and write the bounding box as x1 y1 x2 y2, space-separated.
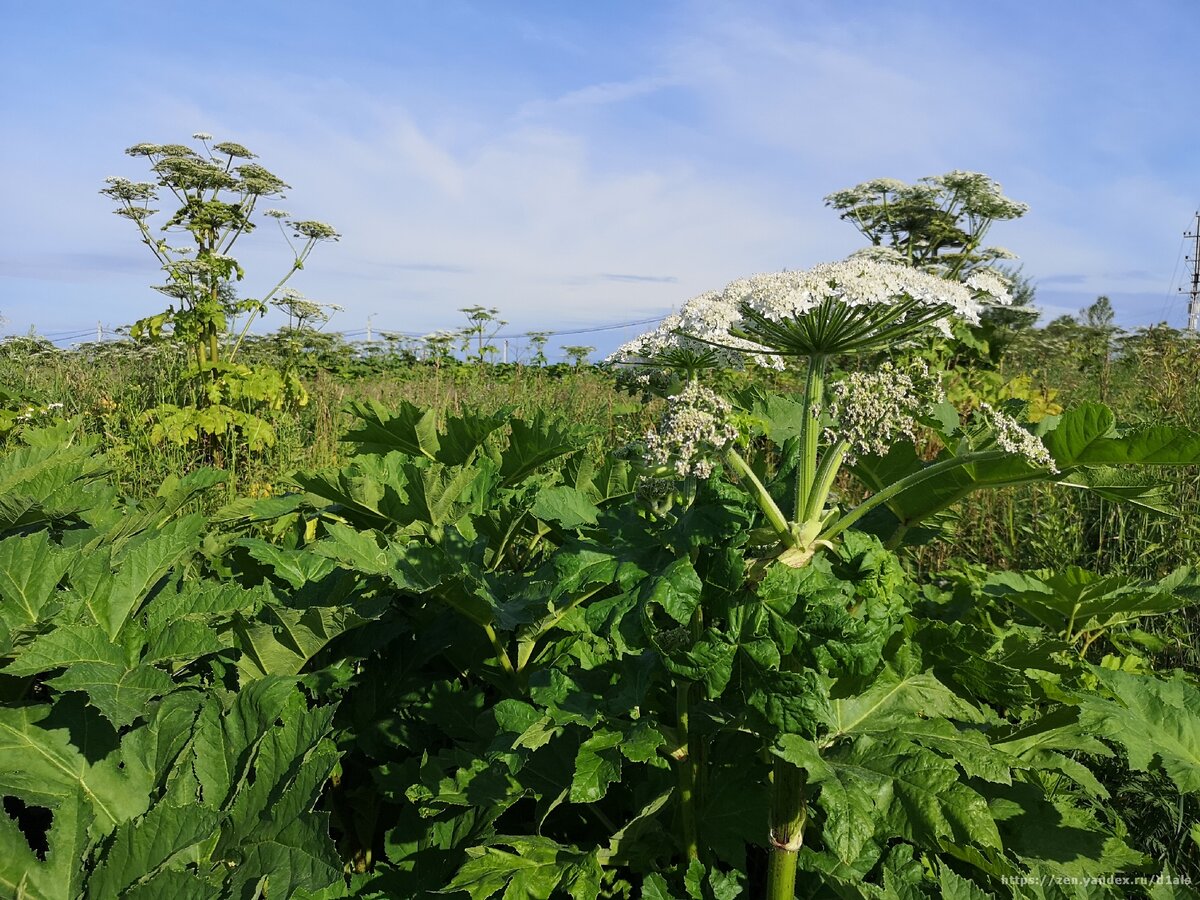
643 558 703 626
48 662 175 729
642 872 678 900
1073 425 1200 465
342 399 441 459
0 530 72 650
1078 668 1200 794
441 837 597 900
86 801 220 899
234 602 379 680
774 735 877 865
986 780 1148 878
828 665 984 740
309 521 397 575
501 412 583 486
984 566 1197 640
0 790 91 900
531 486 600 528
0 702 151 836
938 866 996 899
1042 403 1115 469
570 729 623 803
4 624 129 677
777 735 1002 860
236 538 338 589
88 514 204 639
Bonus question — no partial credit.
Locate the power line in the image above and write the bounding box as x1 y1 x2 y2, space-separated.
6 313 667 347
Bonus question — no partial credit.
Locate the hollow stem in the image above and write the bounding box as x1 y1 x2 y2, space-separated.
766 758 808 900
793 355 828 523
676 680 699 861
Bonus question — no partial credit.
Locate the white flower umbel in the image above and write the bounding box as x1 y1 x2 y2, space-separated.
643 382 739 479
611 258 1013 370
828 362 943 463
977 403 1057 471
607 291 782 376
724 259 1012 355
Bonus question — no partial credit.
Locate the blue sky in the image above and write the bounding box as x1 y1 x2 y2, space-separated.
2 0 1198 358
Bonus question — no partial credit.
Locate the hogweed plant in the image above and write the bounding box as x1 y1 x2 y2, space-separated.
609 257 1200 898
101 134 339 458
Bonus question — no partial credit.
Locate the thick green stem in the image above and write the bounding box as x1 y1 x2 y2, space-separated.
794 356 827 523
482 623 516 680
725 448 793 544
803 439 849 524
676 680 699 861
767 759 807 900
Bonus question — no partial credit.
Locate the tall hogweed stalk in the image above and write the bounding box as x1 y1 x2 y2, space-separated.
101 134 339 459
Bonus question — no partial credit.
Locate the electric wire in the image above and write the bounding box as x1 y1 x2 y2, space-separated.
4 313 670 348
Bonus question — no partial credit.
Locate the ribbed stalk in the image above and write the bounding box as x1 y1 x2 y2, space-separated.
676 680 699 860
794 356 827 523
766 759 807 900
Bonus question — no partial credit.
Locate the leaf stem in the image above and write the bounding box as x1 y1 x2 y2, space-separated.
821 449 1009 543
482 623 516 680
804 438 849 524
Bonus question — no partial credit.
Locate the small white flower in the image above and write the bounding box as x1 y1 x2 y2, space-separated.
978 403 1056 471
192 132 213 141
827 362 942 462
643 382 739 479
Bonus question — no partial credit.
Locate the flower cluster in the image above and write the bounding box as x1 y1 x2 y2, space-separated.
827 362 943 462
271 288 343 329
729 259 1010 327
15 402 65 423
977 403 1057 470
606 290 782 374
643 382 739 479
608 258 1013 373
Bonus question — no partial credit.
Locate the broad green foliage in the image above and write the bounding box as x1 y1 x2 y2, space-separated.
2 387 1199 896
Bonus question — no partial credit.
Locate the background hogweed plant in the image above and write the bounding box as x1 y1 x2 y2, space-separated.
101 135 339 459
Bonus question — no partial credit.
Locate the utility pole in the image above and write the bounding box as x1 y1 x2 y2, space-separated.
97 321 103 343
366 314 375 343
1186 212 1200 332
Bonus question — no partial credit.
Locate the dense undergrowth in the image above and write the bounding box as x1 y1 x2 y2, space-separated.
1 328 1199 896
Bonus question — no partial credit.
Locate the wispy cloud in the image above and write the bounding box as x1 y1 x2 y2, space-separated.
598 273 679 283
517 74 678 119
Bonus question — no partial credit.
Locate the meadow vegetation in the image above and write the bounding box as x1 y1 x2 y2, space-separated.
0 156 1198 899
